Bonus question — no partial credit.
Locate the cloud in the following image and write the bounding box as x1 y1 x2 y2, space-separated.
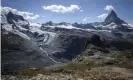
129 24 133 27
83 17 89 22
29 22 41 27
104 5 114 11
1 6 40 20
42 5 82 13
19 12 40 20
97 13 108 19
97 5 114 20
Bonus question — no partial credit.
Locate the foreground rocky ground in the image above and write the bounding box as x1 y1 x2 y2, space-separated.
2 66 133 80
2 50 133 80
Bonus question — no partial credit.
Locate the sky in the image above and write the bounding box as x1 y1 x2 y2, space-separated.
1 0 133 24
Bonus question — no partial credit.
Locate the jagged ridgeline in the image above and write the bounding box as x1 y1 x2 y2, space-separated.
1 7 133 75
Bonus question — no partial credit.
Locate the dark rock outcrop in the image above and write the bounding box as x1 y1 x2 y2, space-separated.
104 10 126 25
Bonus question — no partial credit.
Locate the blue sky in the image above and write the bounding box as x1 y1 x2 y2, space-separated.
1 0 133 24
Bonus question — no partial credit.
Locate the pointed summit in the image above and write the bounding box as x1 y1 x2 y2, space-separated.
104 10 118 24
110 10 117 17
7 12 25 24
104 10 126 25
4 11 29 29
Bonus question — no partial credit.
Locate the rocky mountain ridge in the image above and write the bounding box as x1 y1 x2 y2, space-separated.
1 7 133 74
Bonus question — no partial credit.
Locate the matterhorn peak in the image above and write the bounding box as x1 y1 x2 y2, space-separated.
110 10 117 17
104 10 118 24
104 10 126 25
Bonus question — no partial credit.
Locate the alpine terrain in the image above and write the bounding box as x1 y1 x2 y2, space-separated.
1 7 133 80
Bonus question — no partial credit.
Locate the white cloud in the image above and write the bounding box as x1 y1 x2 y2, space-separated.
104 5 114 11
42 5 82 13
97 5 114 20
1 6 40 20
83 17 89 22
97 13 108 19
129 24 133 27
29 22 41 27
19 12 40 20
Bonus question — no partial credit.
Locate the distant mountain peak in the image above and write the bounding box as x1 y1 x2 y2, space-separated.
110 10 117 17
104 10 118 24
7 12 25 24
104 10 126 25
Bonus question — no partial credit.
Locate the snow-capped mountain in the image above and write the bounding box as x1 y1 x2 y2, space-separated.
91 10 132 31
41 10 132 31
1 7 60 71
1 7 29 29
42 21 78 29
104 10 126 25
1 7 133 72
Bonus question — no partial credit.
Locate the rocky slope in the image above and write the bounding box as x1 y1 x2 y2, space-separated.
1 7 58 73
1 7 133 78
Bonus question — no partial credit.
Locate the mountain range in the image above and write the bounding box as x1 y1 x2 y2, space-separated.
1 7 133 74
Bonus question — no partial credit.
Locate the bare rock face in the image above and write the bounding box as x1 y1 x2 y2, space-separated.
104 10 126 25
